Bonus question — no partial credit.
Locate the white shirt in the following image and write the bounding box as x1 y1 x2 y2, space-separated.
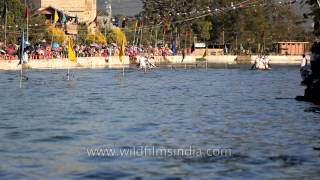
24 52 28 63
139 56 147 68
301 57 307 67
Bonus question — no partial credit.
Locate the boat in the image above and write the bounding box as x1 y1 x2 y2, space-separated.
251 55 271 70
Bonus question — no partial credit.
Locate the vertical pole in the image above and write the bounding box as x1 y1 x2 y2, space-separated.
136 27 140 46
140 26 143 46
222 30 225 46
222 24 225 47
20 30 24 89
170 30 173 45
206 46 208 71
133 21 137 45
105 0 112 28
206 59 208 71
109 0 112 27
25 0 29 42
189 33 192 51
236 34 238 55
104 21 107 39
27 14 29 42
51 17 54 46
122 57 124 77
184 35 186 51
263 36 266 53
20 64 23 88
155 26 158 48
4 6 7 47
163 29 165 47
67 59 70 81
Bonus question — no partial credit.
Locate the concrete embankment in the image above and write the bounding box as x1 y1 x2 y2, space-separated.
0 55 301 70
0 56 130 71
250 55 302 64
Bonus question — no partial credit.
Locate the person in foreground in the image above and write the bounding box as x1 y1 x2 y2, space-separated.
296 42 320 105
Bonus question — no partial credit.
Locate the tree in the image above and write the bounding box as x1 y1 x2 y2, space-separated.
86 30 107 45
141 0 309 53
47 26 67 43
77 23 89 44
0 0 46 44
302 0 320 36
106 27 127 46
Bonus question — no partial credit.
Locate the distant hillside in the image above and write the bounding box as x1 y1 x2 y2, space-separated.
95 0 312 29
97 0 142 16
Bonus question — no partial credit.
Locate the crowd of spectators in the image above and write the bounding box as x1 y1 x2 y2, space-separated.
0 41 187 61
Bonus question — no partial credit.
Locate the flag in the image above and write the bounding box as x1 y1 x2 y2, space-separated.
140 17 144 27
174 26 178 33
119 39 125 63
54 10 59 24
24 7 29 19
172 40 176 55
134 20 138 28
184 31 191 37
62 13 67 23
19 31 25 65
67 38 76 61
1 0 7 20
24 0 29 18
163 23 168 34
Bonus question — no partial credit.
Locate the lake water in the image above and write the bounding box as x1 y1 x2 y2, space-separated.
0 67 319 179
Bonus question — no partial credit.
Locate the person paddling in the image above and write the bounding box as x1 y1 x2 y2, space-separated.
138 55 147 73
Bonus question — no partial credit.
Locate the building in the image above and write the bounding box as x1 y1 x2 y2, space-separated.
274 42 309 56
31 0 96 24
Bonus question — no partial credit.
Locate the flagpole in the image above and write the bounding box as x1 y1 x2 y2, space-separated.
4 14 7 47
140 26 143 46
25 0 28 42
20 61 23 88
20 30 25 88
67 59 70 80
4 4 7 47
66 35 70 81
122 58 124 77
27 11 29 42
133 21 137 45
155 25 158 48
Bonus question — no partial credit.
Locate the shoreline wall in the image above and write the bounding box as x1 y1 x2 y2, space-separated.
250 55 302 64
0 55 300 70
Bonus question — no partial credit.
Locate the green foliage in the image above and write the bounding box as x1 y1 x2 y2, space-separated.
141 0 310 52
77 23 89 44
302 0 320 36
86 30 107 45
105 27 127 46
0 0 46 44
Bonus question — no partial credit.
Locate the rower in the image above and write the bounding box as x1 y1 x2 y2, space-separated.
138 55 147 72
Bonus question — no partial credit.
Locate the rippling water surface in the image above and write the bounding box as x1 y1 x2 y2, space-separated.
0 67 319 179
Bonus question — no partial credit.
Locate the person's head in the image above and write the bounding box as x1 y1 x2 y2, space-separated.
302 54 306 58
